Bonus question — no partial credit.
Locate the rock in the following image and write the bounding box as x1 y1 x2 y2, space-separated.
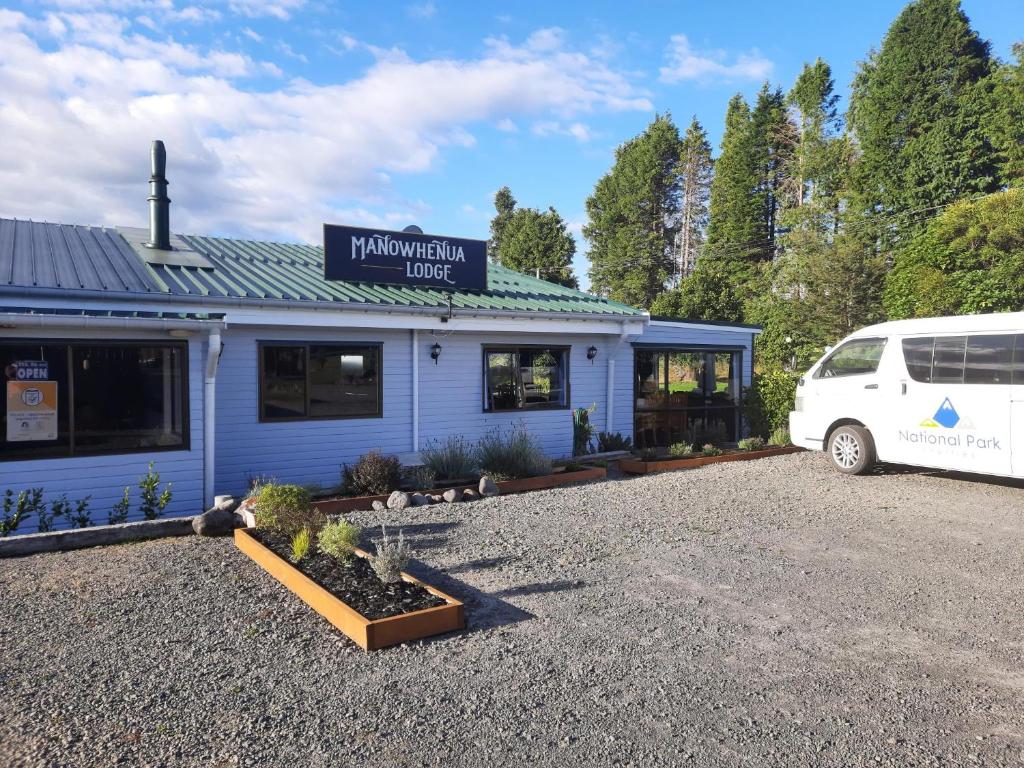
479 476 500 497
410 493 429 507
372 500 386 512
429 495 444 504
387 491 410 511
463 489 479 501
442 488 463 503
192 507 236 536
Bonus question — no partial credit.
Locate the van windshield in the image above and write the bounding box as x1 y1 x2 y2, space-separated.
815 338 886 378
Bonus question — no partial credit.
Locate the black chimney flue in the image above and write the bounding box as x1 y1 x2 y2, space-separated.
144 140 171 250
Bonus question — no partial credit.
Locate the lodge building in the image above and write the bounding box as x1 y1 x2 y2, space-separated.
0 142 757 526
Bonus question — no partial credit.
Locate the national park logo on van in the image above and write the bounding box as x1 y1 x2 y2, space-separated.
919 397 975 430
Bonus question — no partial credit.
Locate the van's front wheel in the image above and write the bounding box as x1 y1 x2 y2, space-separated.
828 425 875 475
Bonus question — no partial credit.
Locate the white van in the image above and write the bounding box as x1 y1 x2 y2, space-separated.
789 312 1024 477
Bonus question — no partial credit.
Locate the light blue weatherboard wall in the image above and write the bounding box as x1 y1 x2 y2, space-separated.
214 326 625 495
0 329 205 528
212 321 756 496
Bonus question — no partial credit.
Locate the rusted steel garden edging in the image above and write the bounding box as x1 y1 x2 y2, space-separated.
619 446 804 475
312 466 608 514
0 516 195 558
234 527 465 651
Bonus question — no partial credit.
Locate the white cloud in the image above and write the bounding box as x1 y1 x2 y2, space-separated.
495 117 517 132
241 26 262 42
0 13 650 243
659 34 772 83
227 0 305 20
531 120 593 142
406 1 436 19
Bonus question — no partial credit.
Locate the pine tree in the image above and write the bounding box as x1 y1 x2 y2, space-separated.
584 114 683 308
676 117 713 281
983 42 1024 187
497 206 578 288
488 186 517 261
786 59 840 210
750 83 795 260
848 0 999 221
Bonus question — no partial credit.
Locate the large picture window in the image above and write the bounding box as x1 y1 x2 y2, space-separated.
484 346 569 411
902 334 1024 385
260 343 381 421
1 341 188 461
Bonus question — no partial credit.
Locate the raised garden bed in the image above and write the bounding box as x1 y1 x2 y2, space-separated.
311 465 607 514
619 445 803 475
234 527 464 651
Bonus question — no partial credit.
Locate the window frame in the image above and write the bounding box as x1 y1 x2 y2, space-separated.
257 341 384 423
904 333 1023 385
0 338 190 462
481 344 571 413
813 337 888 379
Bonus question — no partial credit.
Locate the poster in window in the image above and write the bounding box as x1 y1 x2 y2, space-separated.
6 381 58 442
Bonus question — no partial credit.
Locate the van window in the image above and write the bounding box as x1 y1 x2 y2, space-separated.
902 337 933 382
1015 335 1024 385
931 336 966 383
815 338 886 378
964 335 1015 384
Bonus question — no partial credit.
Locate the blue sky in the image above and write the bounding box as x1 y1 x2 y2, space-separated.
0 0 1020 289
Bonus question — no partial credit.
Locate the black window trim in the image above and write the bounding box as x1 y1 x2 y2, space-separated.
0 338 191 463
258 341 384 423
482 344 571 413
813 336 888 379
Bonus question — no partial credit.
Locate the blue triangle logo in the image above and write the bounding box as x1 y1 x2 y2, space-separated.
933 397 960 428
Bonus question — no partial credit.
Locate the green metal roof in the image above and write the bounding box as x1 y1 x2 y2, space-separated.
0 218 643 317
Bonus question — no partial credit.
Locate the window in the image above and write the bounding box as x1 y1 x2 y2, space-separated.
905 334 1018 385
633 347 742 448
964 335 1015 385
1015 335 1024 385
1 341 188 461
260 343 381 421
484 347 568 411
902 337 934 382
815 338 886 378
931 336 966 383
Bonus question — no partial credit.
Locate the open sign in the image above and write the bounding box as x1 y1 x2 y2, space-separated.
12 361 48 380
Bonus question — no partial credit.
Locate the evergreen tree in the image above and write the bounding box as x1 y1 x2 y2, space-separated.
585 114 683 308
786 59 841 210
497 206 578 288
676 117 713 281
649 259 743 323
983 42 1024 188
705 94 760 280
488 186 517 261
750 83 795 260
848 0 999 222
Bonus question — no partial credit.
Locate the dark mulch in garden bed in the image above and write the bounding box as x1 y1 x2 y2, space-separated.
250 530 446 620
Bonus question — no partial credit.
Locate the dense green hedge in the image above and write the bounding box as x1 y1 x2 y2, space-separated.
743 368 799 439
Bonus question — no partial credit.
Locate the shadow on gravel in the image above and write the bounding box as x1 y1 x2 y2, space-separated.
871 463 1024 489
493 579 586 598
358 521 461 553
402 558 534 635
446 555 520 574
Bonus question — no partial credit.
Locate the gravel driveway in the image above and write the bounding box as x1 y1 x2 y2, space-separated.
2 452 1023 767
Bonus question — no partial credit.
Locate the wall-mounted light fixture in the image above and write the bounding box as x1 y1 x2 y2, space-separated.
430 342 442 364
587 345 598 363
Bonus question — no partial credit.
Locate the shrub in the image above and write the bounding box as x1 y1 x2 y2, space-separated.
68 497 93 528
421 436 477 482
401 465 436 492
39 494 68 533
562 462 586 472
138 462 172 520
109 487 131 526
572 404 596 456
737 436 766 451
668 442 694 458
289 527 312 563
342 451 402 497
597 431 632 452
318 519 361 561
252 483 321 537
743 368 799 439
635 447 658 461
768 426 791 447
476 426 552 479
702 444 723 457
371 525 411 584
1 488 43 537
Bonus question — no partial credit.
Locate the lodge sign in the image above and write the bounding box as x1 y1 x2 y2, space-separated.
323 224 487 290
